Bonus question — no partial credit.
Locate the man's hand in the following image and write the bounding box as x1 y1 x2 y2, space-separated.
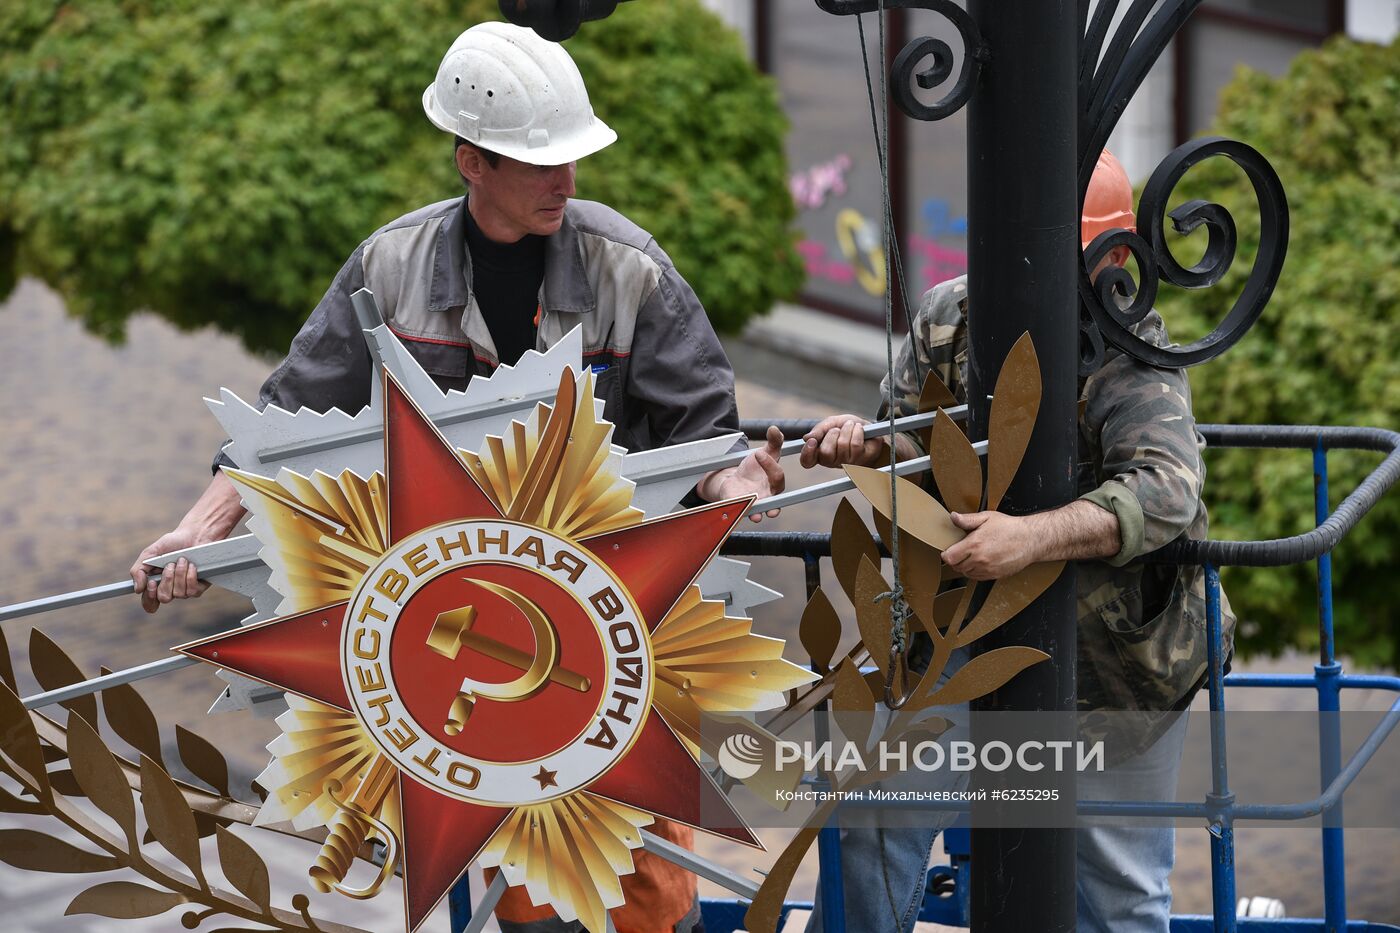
940 511 1042 581
131 530 213 613
698 425 785 523
799 414 886 469
941 500 1122 581
130 472 246 614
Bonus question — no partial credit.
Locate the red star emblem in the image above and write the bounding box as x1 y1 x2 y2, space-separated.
177 373 759 931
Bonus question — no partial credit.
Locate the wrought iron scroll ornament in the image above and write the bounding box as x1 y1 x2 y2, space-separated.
1076 0 1290 372
814 0 989 123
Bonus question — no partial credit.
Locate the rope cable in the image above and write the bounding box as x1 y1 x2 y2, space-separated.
857 5 913 712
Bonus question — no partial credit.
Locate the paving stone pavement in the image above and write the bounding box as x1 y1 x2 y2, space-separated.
2 279 1396 930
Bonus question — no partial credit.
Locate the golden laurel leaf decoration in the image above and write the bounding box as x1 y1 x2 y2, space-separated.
0 631 371 932
746 334 1063 933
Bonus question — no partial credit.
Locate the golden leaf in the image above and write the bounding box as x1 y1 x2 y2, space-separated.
829 497 877 606
845 465 965 552
745 821 827 933
986 332 1042 512
870 512 942 633
101 680 163 770
852 556 892 679
0 681 49 795
931 586 971 636
192 811 232 841
0 782 43 814
953 562 1066 649
914 646 1051 709
29 628 97 730
0 625 15 689
48 769 83 797
919 369 958 413
798 588 842 674
0 828 121 873
216 825 271 910
930 408 982 515
65 714 135 842
832 658 875 713
176 724 230 798
65 880 188 919
139 755 205 885
917 370 959 451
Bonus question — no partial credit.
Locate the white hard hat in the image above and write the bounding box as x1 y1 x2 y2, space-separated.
423 21 617 166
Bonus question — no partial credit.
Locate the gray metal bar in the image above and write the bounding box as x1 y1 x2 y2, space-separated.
22 655 196 710
640 828 761 900
1 551 264 625
744 439 987 517
1 580 147 625
461 870 508 933
350 287 386 331
257 389 560 464
0 408 976 624
638 405 969 486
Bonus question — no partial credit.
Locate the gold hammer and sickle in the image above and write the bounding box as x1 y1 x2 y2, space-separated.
427 578 590 734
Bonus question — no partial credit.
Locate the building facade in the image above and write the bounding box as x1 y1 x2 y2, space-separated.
702 0 1396 327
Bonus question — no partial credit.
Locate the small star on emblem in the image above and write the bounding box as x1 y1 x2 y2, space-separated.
533 766 559 790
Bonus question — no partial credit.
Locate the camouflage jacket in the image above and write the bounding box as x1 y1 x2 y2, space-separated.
882 276 1235 757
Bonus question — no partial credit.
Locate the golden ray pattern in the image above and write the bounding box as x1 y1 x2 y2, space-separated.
462 370 642 537
254 696 399 837
476 793 655 933
650 585 816 752
228 469 388 613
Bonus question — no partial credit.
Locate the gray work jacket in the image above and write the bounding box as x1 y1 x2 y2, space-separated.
216 196 740 469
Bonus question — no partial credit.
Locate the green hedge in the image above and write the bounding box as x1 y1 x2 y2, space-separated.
1152 35 1400 667
0 0 802 353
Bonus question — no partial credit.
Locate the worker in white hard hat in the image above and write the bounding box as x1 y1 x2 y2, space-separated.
795 150 1226 933
131 22 780 933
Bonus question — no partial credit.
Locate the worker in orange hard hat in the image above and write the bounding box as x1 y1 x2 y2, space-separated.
796 147 1228 933
1082 148 1137 247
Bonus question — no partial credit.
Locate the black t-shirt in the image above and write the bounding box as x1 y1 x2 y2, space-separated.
464 207 546 367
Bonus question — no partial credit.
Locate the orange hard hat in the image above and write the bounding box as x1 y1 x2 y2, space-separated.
1081 149 1136 248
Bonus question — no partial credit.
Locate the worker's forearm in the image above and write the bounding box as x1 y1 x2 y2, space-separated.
180 472 247 539
1024 499 1121 563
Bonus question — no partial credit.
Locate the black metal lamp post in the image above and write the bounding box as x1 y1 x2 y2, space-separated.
963 3 1079 930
